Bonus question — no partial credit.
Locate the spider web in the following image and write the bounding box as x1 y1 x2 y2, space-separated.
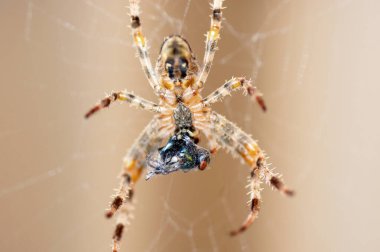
1 0 380 252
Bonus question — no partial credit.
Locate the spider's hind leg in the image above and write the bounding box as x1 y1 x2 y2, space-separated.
208 111 293 236
106 117 166 252
230 167 262 236
110 167 139 252
202 128 221 155
258 156 294 197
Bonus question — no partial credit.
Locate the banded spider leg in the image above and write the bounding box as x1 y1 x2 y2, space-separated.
107 117 171 252
85 91 173 251
202 77 267 112
85 91 167 119
129 0 162 95
205 111 294 235
196 0 225 88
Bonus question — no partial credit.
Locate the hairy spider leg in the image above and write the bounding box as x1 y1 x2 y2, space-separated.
201 77 267 112
230 167 262 236
259 156 295 197
196 0 225 89
208 111 293 236
202 128 221 154
108 118 169 252
84 91 166 119
129 0 162 95
105 119 157 219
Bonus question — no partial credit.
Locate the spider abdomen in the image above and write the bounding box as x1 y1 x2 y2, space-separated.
173 102 193 129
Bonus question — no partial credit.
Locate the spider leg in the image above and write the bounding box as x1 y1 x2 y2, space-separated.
259 157 294 196
230 167 262 236
84 91 167 119
196 0 225 88
201 77 266 112
128 0 162 95
187 99 219 153
207 111 293 235
106 117 169 252
202 128 221 154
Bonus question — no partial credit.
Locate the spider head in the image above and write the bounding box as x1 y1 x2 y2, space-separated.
158 35 198 91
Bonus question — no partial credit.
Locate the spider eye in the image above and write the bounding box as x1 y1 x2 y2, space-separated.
165 60 174 79
165 63 172 70
179 58 188 78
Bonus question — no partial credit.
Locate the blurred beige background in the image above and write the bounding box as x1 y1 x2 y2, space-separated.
1 0 380 251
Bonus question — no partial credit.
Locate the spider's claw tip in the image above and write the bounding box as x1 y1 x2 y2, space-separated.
105 211 114 218
285 189 295 197
256 97 267 112
229 224 248 237
84 106 100 119
229 230 239 237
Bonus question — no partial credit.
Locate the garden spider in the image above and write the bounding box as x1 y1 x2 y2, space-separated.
85 0 294 251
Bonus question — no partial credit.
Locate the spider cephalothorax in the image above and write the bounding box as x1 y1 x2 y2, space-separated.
85 1 293 251
157 35 199 94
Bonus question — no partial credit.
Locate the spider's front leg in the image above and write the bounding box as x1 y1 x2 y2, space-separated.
197 0 225 88
206 111 293 235
84 91 166 119
128 0 162 95
201 77 267 111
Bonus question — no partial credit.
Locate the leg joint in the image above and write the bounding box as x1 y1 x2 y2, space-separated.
212 9 222 21
131 16 141 28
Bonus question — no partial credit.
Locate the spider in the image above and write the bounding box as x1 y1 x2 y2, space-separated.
85 1 294 251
